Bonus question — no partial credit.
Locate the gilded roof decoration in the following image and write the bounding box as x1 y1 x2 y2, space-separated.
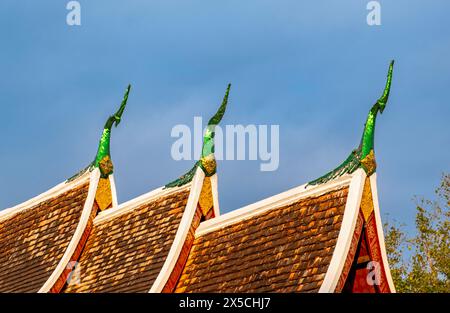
308 61 394 186
165 84 230 188
67 85 131 182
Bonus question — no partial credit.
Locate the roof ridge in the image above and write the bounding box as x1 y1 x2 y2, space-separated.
94 182 192 224
38 168 101 293
0 171 90 222
196 174 353 237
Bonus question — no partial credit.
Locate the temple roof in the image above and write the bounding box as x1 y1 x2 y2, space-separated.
0 174 90 292
63 184 191 293
0 63 396 293
175 181 350 293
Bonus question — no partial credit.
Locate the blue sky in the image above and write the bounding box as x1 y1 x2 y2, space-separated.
0 1 449 235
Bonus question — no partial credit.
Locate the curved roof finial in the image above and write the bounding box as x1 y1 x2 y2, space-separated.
93 84 131 177
67 84 131 181
199 83 231 174
359 60 394 159
165 84 231 188
307 61 394 186
377 60 394 111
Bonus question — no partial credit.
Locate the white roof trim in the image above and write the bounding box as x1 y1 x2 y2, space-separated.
0 171 90 222
149 168 205 293
109 174 119 208
319 168 366 293
369 173 396 292
196 174 353 238
94 182 191 224
210 173 220 217
38 168 101 293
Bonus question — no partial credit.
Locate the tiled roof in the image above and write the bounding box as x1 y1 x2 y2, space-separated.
175 185 349 293
63 187 191 293
0 178 90 292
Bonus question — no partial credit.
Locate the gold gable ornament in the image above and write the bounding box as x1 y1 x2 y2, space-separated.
360 177 375 222
95 177 113 211
200 155 217 177
360 149 377 176
198 177 214 216
99 155 114 178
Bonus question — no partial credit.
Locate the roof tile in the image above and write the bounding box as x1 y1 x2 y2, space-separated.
63 188 190 293
0 181 89 292
175 186 349 293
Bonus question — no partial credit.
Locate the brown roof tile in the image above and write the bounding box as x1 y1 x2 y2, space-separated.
175 185 349 293
0 180 90 292
63 187 191 293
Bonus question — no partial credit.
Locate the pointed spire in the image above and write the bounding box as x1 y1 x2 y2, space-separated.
359 60 394 159
377 60 394 111
93 84 131 178
165 84 231 188
67 85 131 182
199 83 231 174
307 61 394 186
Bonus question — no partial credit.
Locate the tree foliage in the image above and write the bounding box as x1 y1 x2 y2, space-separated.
384 173 450 292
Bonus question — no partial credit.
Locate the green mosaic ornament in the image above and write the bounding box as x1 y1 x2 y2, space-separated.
165 84 231 188
164 164 198 189
67 84 131 182
308 60 394 186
